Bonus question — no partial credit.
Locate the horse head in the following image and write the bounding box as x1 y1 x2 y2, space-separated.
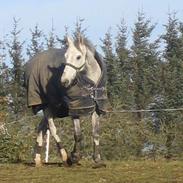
61 36 87 87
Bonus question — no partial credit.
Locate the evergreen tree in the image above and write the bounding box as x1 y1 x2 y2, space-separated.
7 18 25 115
179 22 183 57
57 26 69 49
130 11 160 120
160 13 183 158
115 19 129 67
101 28 118 103
45 21 57 49
115 19 133 107
57 19 87 49
27 24 44 58
0 39 8 96
161 13 183 109
73 18 87 39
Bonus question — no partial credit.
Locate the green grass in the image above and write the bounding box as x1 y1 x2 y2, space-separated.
0 160 182 183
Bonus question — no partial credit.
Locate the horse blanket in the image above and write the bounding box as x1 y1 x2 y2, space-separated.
25 48 110 117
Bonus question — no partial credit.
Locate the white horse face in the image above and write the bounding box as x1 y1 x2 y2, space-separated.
61 36 87 87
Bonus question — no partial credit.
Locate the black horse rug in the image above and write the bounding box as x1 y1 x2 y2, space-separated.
25 48 110 117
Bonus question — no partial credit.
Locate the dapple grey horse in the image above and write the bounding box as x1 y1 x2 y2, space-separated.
25 36 109 168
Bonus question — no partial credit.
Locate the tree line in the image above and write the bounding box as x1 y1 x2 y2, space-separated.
1 13 183 114
0 12 183 160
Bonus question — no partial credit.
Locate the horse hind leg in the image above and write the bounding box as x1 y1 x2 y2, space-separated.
34 118 47 167
71 117 83 164
34 130 42 167
92 111 106 168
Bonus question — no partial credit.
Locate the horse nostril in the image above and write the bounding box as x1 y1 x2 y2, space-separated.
62 79 69 87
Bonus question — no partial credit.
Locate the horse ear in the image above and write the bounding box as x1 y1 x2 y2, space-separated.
78 36 86 54
66 36 74 47
79 42 86 55
78 34 84 45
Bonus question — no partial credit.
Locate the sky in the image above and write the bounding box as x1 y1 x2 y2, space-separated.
0 0 183 49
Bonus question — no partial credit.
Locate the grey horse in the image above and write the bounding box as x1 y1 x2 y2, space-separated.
25 36 110 168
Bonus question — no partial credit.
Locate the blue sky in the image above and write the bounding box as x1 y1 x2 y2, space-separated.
0 0 183 47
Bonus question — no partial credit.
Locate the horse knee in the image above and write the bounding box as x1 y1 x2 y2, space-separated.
74 134 83 143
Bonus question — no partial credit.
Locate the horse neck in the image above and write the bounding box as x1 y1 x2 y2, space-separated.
85 50 101 85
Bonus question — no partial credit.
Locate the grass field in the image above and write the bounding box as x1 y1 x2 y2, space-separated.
0 160 182 183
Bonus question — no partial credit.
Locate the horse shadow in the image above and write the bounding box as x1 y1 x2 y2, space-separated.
45 64 69 118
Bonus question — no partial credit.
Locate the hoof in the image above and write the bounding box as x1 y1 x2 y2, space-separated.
62 161 70 167
35 162 42 167
60 148 72 167
70 152 81 165
34 154 42 167
92 161 106 169
63 156 73 167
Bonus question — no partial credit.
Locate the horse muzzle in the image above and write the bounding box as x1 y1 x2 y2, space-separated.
61 78 70 88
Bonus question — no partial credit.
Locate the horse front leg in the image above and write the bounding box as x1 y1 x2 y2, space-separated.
44 109 71 166
71 117 83 164
34 118 47 167
92 111 106 168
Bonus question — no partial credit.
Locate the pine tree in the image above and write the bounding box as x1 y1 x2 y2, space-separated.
27 24 44 58
161 13 183 110
115 19 132 107
73 18 87 39
160 13 183 158
101 28 118 103
45 21 57 49
130 11 160 120
0 39 8 96
57 26 69 49
7 18 25 115
115 19 129 67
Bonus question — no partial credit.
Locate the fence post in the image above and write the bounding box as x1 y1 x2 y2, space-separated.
45 129 50 163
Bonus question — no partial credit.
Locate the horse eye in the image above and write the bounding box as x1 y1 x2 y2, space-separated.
76 55 81 60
